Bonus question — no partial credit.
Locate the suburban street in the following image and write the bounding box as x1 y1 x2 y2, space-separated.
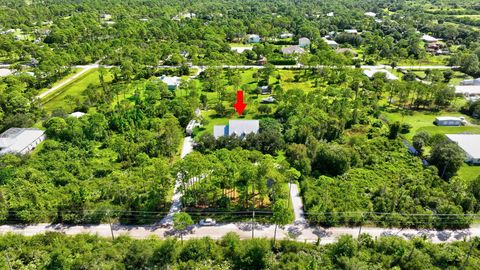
0 221 476 244
0 61 457 103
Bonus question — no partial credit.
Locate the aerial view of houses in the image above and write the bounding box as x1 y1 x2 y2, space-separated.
1 0 480 268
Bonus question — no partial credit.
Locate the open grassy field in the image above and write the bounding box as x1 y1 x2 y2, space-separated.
382 110 480 140
458 165 480 182
42 68 112 113
37 68 81 95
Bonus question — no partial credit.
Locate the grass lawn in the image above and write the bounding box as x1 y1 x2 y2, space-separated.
382 110 480 140
458 165 480 182
229 43 252 48
391 55 449 66
42 69 112 113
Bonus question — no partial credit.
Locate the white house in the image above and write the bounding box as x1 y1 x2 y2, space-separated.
279 33 294 39
446 134 480 164
344 29 359 34
460 78 480 86
159 75 181 90
298 37 311 48
422 34 441 43
0 128 46 155
213 120 260 139
69 112 86 118
322 38 338 48
247 34 261 43
434 116 466 126
326 12 334 17
455 85 480 101
261 96 276 103
364 12 376 17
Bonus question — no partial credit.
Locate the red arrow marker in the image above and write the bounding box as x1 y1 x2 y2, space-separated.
233 90 247 115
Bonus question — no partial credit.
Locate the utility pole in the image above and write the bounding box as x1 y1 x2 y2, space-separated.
288 178 292 208
462 238 476 270
251 210 255 239
5 254 12 270
109 222 115 240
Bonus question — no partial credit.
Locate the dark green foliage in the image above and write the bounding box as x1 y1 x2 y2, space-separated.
388 121 401 139
302 138 474 228
429 141 465 180
1 233 480 269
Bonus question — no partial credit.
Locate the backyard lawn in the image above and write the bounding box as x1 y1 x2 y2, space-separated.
382 110 480 140
458 165 480 182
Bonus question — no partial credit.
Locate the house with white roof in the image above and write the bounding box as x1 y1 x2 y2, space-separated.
422 34 441 43
247 34 261 43
455 85 480 101
344 29 359 34
279 33 294 39
159 75 181 90
298 37 311 48
326 12 334 17
446 134 480 164
213 120 260 139
69 112 86 118
322 38 338 48
434 116 466 126
364 12 376 17
0 128 46 155
460 78 480 86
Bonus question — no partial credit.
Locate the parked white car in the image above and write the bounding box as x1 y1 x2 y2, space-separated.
199 218 216 226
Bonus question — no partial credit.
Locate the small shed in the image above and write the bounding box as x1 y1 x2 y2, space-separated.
434 117 466 126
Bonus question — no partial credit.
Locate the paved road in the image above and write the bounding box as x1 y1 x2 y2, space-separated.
37 60 102 99
0 222 476 244
156 64 458 70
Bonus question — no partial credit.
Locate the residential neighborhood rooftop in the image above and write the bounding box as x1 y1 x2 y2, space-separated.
213 120 260 139
0 128 46 155
422 34 441 43
446 134 480 160
281 45 305 55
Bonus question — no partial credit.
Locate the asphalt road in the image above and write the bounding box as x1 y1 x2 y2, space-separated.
0 222 476 244
37 60 101 99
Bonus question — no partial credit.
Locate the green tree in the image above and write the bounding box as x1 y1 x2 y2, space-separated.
272 199 293 244
429 141 465 180
173 212 194 243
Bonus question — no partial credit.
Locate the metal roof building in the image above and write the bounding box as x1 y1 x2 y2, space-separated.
0 128 46 155
213 120 260 139
446 134 480 164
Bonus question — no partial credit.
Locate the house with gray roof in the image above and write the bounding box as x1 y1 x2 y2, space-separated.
446 134 480 164
0 128 46 155
281 45 305 55
213 120 260 139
